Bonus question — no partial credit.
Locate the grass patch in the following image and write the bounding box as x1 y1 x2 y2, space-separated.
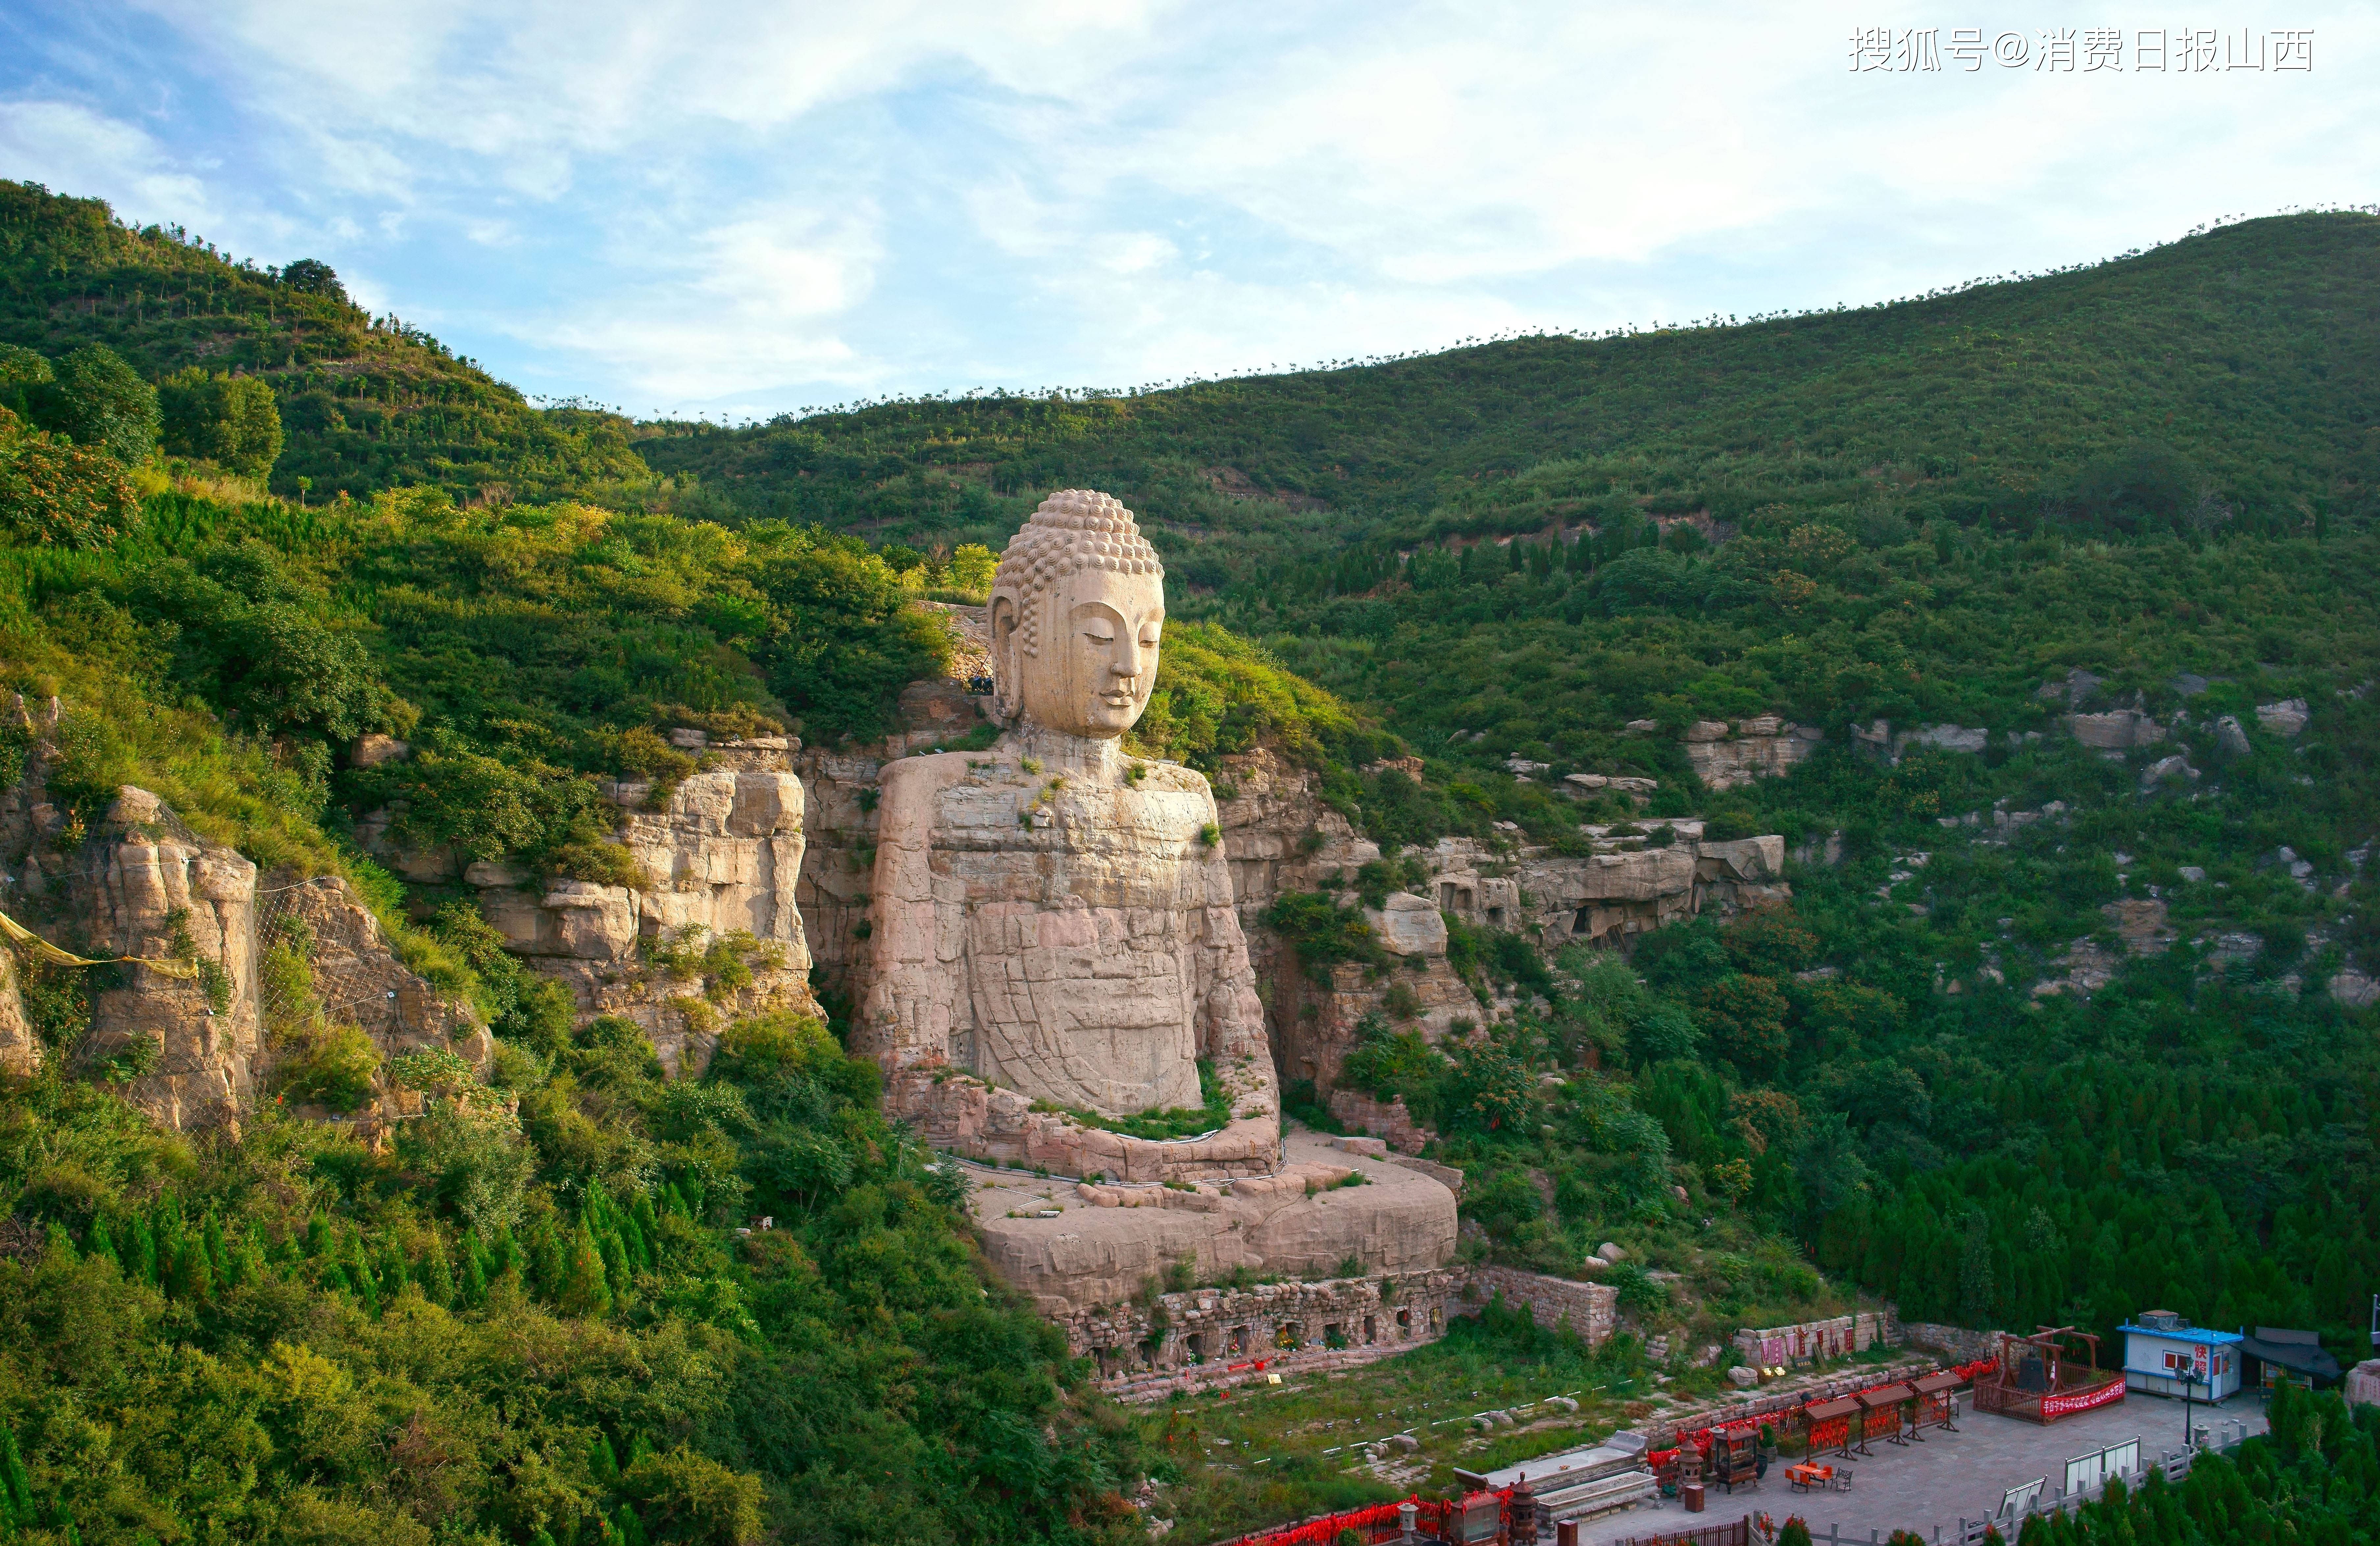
1036 1058 1232 1141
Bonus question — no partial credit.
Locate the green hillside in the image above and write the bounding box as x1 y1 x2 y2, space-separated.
639 212 2380 560
0 180 2376 1546
0 181 650 503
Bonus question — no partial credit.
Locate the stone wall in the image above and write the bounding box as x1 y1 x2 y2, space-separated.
1899 1321 2004 1363
1062 1268 1460 1379
1730 1309 1898 1365
1462 1265 1618 1346
1640 1356 1944 1449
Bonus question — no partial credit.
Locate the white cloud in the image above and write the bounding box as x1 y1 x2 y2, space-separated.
14 1 2378 415
134 0 1182 176
510 199 884 403
0 98 218 226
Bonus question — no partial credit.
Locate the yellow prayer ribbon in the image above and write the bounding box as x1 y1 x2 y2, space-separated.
0 906 200 978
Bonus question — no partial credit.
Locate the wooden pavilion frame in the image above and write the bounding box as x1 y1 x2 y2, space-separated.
1855 1382 1914 1452
1912 1369 1963 1434
1972 1326 2127 1424
1803 1396 1861 1458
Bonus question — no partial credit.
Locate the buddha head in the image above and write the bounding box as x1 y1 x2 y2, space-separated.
989 490 1164 738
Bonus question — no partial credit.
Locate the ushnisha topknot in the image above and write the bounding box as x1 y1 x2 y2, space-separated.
991 489 1163 660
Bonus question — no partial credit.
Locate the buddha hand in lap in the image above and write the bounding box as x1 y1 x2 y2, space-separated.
858 490 1279 1182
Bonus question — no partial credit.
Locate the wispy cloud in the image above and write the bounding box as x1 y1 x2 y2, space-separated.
6 1 2376 415
0 98 217 225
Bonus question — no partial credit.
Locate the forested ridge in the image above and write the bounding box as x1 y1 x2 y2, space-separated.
0 182 649 504
0 177 2375 1544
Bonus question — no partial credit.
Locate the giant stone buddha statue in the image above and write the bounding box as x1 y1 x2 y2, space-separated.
858 489 1279 1181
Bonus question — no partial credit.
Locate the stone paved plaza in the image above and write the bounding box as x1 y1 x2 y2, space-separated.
1571 1390 2268 1544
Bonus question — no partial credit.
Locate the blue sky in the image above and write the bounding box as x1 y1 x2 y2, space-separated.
3 1 2374 421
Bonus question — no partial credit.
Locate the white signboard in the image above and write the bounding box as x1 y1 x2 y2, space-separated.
1998 1478 2047 1521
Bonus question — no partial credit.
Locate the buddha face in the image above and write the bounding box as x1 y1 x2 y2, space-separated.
1001 568 1164 738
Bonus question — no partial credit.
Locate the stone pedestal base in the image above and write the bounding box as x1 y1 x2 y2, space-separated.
967 1130 1457 1316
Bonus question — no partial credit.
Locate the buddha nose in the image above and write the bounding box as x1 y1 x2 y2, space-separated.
1113 634 1144 680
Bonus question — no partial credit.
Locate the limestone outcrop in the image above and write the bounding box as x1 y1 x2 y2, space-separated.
272 876 494 1068
69 789 264 1130
1217 748 1791 1097
0 780 490 1131
1680 716 1824 790
2255 698 2310 737
2065 710 2167 752
0 950 37 1075
469 762 819 1072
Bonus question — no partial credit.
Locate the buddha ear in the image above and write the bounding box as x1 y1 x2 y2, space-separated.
989 595 1021 721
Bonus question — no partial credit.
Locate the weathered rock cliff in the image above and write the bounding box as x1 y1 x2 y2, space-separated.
349 736 824 1075
65 788 265 1129
1679 715 1824 789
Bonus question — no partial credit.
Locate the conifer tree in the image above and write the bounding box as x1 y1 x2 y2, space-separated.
420 1232 454 1307
349 1235 379 1314
0 1424 33 1527
588 1430 619 1484
124 1214 156 1284
599 1227 629 1291
558 1220 611 1317
459 1237 488 1308
168 1237 214 1303
618 1212 650 1274
153 1194 184 1282
228 1232 263 1292
378 1239 409 1299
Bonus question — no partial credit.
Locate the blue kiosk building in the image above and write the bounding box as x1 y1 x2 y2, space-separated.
2120 1309 2243 1400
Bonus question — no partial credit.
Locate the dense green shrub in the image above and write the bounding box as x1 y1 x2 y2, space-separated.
159 367 284 477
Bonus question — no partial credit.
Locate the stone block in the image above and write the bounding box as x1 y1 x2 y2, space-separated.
2064 710 2165 750
2255 698 2309 736
1367 891 1447 955
351 733 410 767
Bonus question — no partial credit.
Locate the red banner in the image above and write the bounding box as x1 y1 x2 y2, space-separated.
2040 1379 2126 1418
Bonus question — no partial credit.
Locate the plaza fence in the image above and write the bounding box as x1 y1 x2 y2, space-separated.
1766 1417 2253 1546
